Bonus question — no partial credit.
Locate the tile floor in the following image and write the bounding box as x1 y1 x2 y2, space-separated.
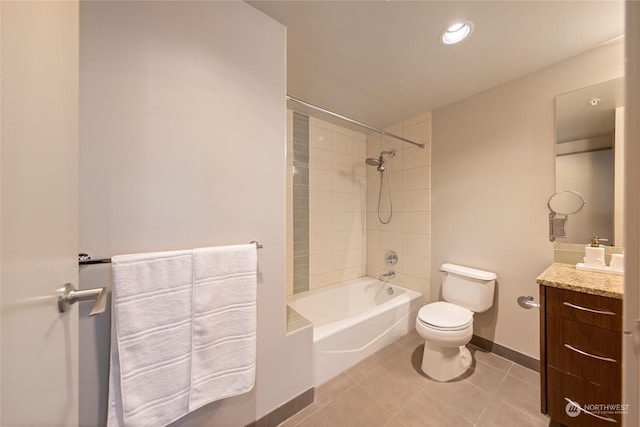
279 330 554 427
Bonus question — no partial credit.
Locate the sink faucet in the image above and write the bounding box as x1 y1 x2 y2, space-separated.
379 271 396 281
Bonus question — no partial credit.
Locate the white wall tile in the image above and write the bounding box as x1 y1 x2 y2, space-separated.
309 272 333 289
310 190 332 213
310 232 332 255
309 168 332 191
310 252 332 276
403 211 430 234
309 124 333 151
309 147 332 171
367 230 381 249
310 116 332 130
333 230 354 251
332 192 353 212
332 212 355 231
403 166 430 190
403 145 429 169
403 232 429 256
404 120 430 145
403 189 429 211
403 254 429 279
352 138 366 159
380 231 403 252
333 131 352 155
310 211 332 233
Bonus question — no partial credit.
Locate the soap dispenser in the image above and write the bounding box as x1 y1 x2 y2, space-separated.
584 236 606 268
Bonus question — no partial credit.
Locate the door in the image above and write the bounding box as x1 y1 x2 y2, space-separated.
1 2 79 426
624 1 640 426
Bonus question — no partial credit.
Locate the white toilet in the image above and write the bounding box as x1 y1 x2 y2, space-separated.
415 263 497 382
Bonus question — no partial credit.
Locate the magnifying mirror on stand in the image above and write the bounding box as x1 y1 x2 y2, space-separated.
548 191 586 242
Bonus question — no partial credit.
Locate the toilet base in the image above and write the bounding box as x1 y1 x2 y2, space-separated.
420 341 472 382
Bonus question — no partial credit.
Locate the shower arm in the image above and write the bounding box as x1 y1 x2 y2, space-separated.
286 95 425 149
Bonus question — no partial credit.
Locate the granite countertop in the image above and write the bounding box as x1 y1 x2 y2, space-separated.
536 262 624 299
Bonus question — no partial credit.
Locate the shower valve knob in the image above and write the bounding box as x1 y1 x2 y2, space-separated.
385 251 398 265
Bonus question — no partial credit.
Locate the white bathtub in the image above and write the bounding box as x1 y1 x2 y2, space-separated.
287 277 422 386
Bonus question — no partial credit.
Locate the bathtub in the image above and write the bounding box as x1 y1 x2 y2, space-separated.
287 277 422 386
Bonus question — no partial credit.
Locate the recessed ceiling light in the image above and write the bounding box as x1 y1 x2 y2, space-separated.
440 21 474 45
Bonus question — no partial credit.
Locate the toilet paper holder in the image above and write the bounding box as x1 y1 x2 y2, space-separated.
517 295 540 309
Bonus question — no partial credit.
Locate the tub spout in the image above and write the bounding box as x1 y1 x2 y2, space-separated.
379 271 396 281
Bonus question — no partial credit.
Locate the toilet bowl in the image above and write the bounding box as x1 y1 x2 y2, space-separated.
416 263 496 382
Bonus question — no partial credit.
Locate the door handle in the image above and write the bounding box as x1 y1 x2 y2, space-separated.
57 283 107 316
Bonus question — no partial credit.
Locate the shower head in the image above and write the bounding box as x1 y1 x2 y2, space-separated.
366 156 386 173
365 157 382 167
365 149 395 172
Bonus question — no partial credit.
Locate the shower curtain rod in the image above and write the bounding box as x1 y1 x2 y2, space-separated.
286 95 425 149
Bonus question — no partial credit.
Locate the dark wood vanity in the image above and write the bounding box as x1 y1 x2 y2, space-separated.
537 263 624 426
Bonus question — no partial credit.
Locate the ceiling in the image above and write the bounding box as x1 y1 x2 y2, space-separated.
248 1 625 130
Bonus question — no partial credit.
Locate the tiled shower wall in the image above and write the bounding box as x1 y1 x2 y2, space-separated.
366 113 432 304
287 110 368 296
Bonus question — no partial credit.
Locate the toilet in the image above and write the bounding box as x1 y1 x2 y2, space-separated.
415 263 497 382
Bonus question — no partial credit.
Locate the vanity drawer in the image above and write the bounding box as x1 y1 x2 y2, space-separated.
546 314 621 390
545 287 622 331
547 367 622 426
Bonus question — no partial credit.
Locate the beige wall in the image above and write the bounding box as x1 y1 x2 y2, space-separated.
432 42 624 358
366 113 432 302
80 2 312 425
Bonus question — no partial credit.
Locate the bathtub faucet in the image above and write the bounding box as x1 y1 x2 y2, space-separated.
379 271 396 281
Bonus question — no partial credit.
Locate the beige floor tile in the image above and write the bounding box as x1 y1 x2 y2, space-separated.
296 409 336 427
359 364 424 414
477 398 549 427
378 343 429 387
468 346 513 373
422 377 493 424
322 385 394 427
280 332 546 427
494 375 548 423
397 389 473 427
508 363 540 388
345 352 383 384
396 329 423 349
315 373 355 408
464 359 509 394
384 417 408 426
375 340 408 360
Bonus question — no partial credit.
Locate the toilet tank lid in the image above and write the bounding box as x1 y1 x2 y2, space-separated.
441 263 497 281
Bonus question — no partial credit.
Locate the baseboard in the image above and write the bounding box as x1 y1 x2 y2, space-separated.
471 334 540 372
245 388 314 427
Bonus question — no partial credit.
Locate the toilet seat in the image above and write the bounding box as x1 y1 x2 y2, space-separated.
418 301 473 331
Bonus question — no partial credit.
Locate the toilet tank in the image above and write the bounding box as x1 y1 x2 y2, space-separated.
441 263 497 313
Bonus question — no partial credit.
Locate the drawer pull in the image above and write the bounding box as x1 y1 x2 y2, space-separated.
563 301 616 316
564 343 617 363
564 398 617 423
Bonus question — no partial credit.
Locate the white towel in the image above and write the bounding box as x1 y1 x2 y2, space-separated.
190 244 257 411
108 250 194 427
107 245 257 427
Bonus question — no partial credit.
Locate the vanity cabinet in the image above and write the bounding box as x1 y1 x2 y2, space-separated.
540 285 623 426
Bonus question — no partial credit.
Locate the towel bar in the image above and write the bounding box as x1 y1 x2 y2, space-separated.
79 241 263 265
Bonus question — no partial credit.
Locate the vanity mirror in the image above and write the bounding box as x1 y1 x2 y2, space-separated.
555 77 624 246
